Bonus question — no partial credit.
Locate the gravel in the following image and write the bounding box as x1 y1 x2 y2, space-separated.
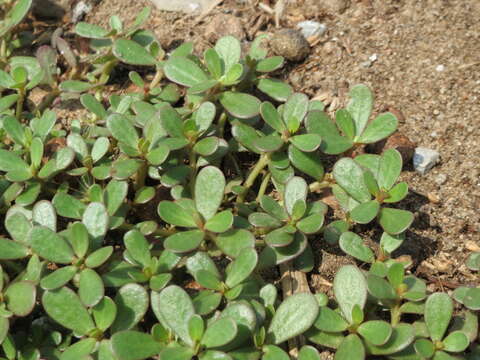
413 147 441 175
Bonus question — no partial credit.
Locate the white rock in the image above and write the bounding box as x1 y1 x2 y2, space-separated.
297 21 327 38
72 1 92 23
435 173 447 185
413 147 440 175
149 0 209 13
369 53 378 62
435 64 445 72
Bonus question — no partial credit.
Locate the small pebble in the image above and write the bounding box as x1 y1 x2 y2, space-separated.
466 241 480 252
413 147 440 175
427 192 440 204
270 29 311 62
72 1 92 23
435 64 445 72
369 53 378 62
435 173 447 185
297 21 327 38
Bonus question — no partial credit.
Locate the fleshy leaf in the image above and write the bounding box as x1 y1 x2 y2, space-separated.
339 232 375 263
333 265 367 324
195 166 225 221
425 292 453 342
335 334 365 360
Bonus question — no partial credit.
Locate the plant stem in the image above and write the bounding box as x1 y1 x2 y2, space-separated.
390 303 402 326
188 145 197 195
237 153 270 203
134 160 148 191
16 88 25 120
309 180 331 192
217 111 227 138
149 68 163 89
256 172 271 203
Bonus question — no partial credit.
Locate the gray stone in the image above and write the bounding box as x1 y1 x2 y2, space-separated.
72 1 92 23
297 21 327 38
435 174 447 185
413 147 440 175
270 29 311 62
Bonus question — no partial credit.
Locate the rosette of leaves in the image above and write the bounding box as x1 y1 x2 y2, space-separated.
248 176 326 268
102 229 179 291
306 265 415 359
306 84 398 155
65 7 161 94
366 262 427 324
157 166 236 255
333 149 413 235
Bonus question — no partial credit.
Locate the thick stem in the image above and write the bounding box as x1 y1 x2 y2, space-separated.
236 153 270 203
308 180 331 193
149 68 163 89
390 303 402 326
217 111 227 138
188 145 197 195
256 172 271 203
15 88 25 120
134 160 148 191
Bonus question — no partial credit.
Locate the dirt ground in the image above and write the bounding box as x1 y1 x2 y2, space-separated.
84 0 480 290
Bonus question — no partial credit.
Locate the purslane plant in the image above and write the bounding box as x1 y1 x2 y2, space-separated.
0 2 478 359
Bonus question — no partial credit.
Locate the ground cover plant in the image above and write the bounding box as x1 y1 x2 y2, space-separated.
0 1 478 359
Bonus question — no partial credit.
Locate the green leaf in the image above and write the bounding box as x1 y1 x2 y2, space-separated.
231 122 261 154
5 281 36 316
333 265 367 324
256 56 284 72
249 212 282 228
111 331 162 360
358 321 392 346
261 195 288 220
164 56 209 87
30 226 74 264
335 334 365 360
257 78 293 102
158 200 197 227
53 193 86 219
113 38 156 65
366 274 397 301
264 226 294 247
40 265 77 290
111 284 149 332
194 137 219 156
204 48 223 79
225 248 258 288
254 134 283 153
364 323 414 355
0 149 30 174
186 251 220 279
165 230 204 253
333 158 371 203
284 176 308 216
347 84 373 137
42 287 95 335
215 36 241 72
215 229 255 258
387 262 405 289
82 202 108 246
219 92 261 119
85 246 113 268
124 230 151 267
425 293 453 342
104 180 128 216
0 94 19 112
0 237 28 259
159 346 194 360
32 200 56 231
188 314 205 342
201 317 238 348
464 288 480 311
0 317 8 345
289 134 322 152
59 80 92 93
350 200 380 224
262 345 289 360
0 0 32 36
61 338 96 360
298 345 321 360
335 109 356 140
357 112 398 144
153 285 195 346
79 268 104 307
75 22 108 38
283 93 309 125
204 210 234 233
313 306 349 332
261 101 286 133
288 144 324 180
258 231 307 267
267 293 319 344
378 149 402 191
385 182 408 203
339 232 375 263
3 115 26 145
195 166 225 221
442 331 469 353
107 113 139 150
378 208 414 235
414 339 435 358
195 101 217 133
380 231 404 255
306 109 353 154
92 297 117 332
